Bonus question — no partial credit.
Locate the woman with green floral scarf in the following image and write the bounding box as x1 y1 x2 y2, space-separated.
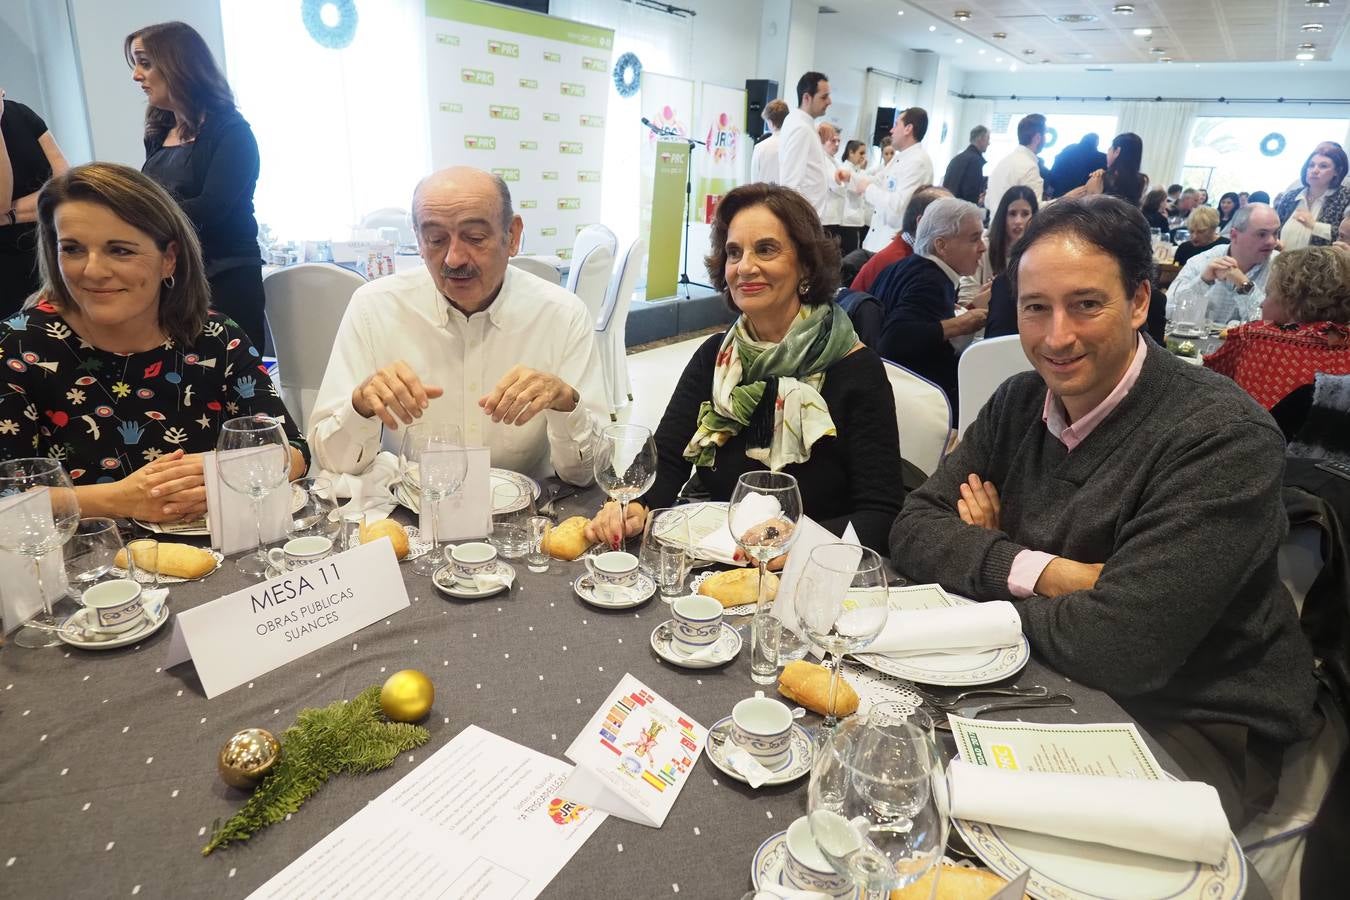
586 184 905 553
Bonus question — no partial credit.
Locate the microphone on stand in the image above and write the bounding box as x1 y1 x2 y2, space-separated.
640 116 664 135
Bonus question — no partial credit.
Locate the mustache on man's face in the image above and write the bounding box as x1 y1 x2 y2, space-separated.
441 264 480 279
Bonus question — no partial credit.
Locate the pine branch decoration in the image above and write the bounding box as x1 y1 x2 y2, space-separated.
202 685 429 855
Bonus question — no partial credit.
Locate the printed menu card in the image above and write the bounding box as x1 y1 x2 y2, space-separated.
563 673 707 827
249 725 606 900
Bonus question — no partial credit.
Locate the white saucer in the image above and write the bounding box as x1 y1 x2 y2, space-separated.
432 561 515 598
706 716 814 786
650 620 742 668
574 572 656 609
58 596 170 650
750 831 862 898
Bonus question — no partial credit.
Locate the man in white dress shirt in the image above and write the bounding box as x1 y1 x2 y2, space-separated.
850 107 934 252
777 71 845 217
308 166 606 484
750 98 789 184
986 113 1046 211
1167 204 1281 324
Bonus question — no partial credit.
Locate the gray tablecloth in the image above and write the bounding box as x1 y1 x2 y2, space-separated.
0 486 1267 899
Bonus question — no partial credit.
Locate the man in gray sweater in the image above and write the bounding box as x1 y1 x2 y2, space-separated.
891 197 1319 826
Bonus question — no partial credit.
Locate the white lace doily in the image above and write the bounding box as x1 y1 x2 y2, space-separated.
109 549 224 585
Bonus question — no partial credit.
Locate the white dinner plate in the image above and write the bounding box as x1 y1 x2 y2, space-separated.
134 483 309 536
951 773 1246 900
396 468 541 515
850 585 1030 686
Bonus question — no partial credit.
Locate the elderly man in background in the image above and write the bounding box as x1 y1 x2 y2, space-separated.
986 113 1046 211
849 185 951 294
777 71 845 218
1170 188 1200 228
308 166 606 484
943 125 989 205
870 197 989 413
850 107 934 252
1168 204 1281 324
751 98 789 184
890 197 1319 826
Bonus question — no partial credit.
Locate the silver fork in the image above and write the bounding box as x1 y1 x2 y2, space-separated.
933 694 1074 730
902 680 1050 711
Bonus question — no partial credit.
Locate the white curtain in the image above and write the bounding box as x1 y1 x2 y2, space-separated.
1116 101 1197 193
219 0 430 241
955 98 994 155
855 69 918 153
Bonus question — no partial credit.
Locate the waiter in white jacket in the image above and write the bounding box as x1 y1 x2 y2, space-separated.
846 107 934 252
777 71 846 217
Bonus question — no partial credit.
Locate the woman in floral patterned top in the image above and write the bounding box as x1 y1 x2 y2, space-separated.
0 162 307 522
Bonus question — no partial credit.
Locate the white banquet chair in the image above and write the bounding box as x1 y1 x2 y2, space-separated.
566 224 617 327
882 361 951 477
956 334 1034 439
595 238 646 417
508 255 561 286
357 207 413 246
264 263 367 431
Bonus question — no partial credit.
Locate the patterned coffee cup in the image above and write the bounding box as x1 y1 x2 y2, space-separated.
82 579 145 634
670 594 723 654
731 692 793 770
584 550 639 590
446 542 498 586
783 816 855 898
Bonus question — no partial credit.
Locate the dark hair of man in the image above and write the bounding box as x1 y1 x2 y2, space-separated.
970 125 989 143
796 71 828 104
124 21 236 144
900 107 929 143
902 186 950 239
1249 190 1271 205
1301 145 1349 191
988 185 1039 276
1167 183 1183 195
1017 114 1046 147
1102 132 1145 206
705 183 840 311
1007 196 1154 301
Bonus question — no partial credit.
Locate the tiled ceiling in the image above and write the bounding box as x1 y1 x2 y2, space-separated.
901 0 1350 65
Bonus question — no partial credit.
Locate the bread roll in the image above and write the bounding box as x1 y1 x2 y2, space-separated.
115 542 217 580
542 516 592 561
778 659 860 717
360 519 409 560
890 864 1023 900
696 567 779 608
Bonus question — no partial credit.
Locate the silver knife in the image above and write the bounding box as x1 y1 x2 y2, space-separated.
989 868 1031 899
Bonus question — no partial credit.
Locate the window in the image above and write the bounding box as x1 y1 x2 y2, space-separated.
984 112 1119 176
1181 116 1349 199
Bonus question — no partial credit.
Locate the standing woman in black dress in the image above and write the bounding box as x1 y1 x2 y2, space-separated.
1 88 71 316
124 22 268 351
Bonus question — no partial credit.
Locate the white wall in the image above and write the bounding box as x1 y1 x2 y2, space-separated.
811 13 926 146
29 0 92 165
0 2 47 110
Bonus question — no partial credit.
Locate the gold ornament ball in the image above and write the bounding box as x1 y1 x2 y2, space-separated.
218 727 282 790
380 669 435 722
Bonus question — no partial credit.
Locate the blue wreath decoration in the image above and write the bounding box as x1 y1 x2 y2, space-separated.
1042 126 1059 150
613 52 642 98
1260 132 1286 157
302 0 358 50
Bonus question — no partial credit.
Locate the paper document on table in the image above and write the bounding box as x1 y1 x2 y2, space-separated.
563 673 706 827
948 715 1165 779
248 724 606 900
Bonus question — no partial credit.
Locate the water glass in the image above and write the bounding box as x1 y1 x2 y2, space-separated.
729 471 803 683
491 491 537 559
126 539 160 590
525 516 552 573
65 517 123 590
341 513 365 552
639 508 689 597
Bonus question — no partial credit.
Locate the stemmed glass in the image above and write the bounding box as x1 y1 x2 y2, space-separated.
0 458 81 648
795 543 889 734
728 471 802 684
217 415 291 577
402 422 467 575
288 476 338 541
592 424 658 550
808 709 949 899
65 517 124 593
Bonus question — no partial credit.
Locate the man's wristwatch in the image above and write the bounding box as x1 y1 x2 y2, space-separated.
1235 278 1255 295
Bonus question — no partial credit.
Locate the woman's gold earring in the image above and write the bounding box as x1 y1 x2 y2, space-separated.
797 279 809 295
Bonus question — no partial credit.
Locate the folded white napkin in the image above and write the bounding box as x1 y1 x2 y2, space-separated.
725 746 774 788
469 570 511 593
316 451 400 524
696 492 783 565
947 759 1231 865
866 600 1021 656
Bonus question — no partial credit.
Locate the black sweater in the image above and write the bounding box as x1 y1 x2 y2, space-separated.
871 255 960 418
142 107 262 272
647 333 906 553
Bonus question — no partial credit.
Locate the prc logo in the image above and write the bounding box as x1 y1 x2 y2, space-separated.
560 83 586 97
489 105 521 120
438 102 462 113
543 51 561 63
487 40 519 58
543 112 560 122
557 197 582 210
580 115 605 128
559 141 583 154
519 78 538 89
548 798 586 825
519 140 538 150
577 171 601 183
581 57 607 72
491 168 520 182
435 33 459 46
539 226 557 236
658 151 687 165
464 135 496 150
461 68 494 86
541 171 559 181
519 200 538 209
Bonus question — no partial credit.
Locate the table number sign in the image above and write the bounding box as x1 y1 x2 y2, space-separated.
562 673 706 827
421 446 492 541
202 448 292 554
164 539 410 698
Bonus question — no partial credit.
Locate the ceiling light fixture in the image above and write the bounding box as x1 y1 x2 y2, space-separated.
1301 23 1324 32
955 38 964 44
977 48 985 54
896 9 904 15
1298 42 1316 50
928 25 937 32
1055 14 1098 24
1305 0 1330 8
1149 47 1167 54
1132 27 1152 37
992 32 1007 39
1296 51 1316 60
1112 3 1136 13
953 10 972 21
1158 56 1173 63
1010 63 1019 72
993 56 1003 62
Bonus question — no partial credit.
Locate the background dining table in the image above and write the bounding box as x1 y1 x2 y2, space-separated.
0 483 1270 900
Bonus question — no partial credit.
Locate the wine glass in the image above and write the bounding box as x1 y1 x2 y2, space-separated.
402 422 467 575
728 471 802 684
288 476 338 541
808 709 949 899
217 415 291 576
592 424 657 549
65 517 123 593
0 458 81 648
795 543 889 734
639 507 690 598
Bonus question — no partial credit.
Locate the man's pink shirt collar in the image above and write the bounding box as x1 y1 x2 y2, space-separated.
1041 335 1147 452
